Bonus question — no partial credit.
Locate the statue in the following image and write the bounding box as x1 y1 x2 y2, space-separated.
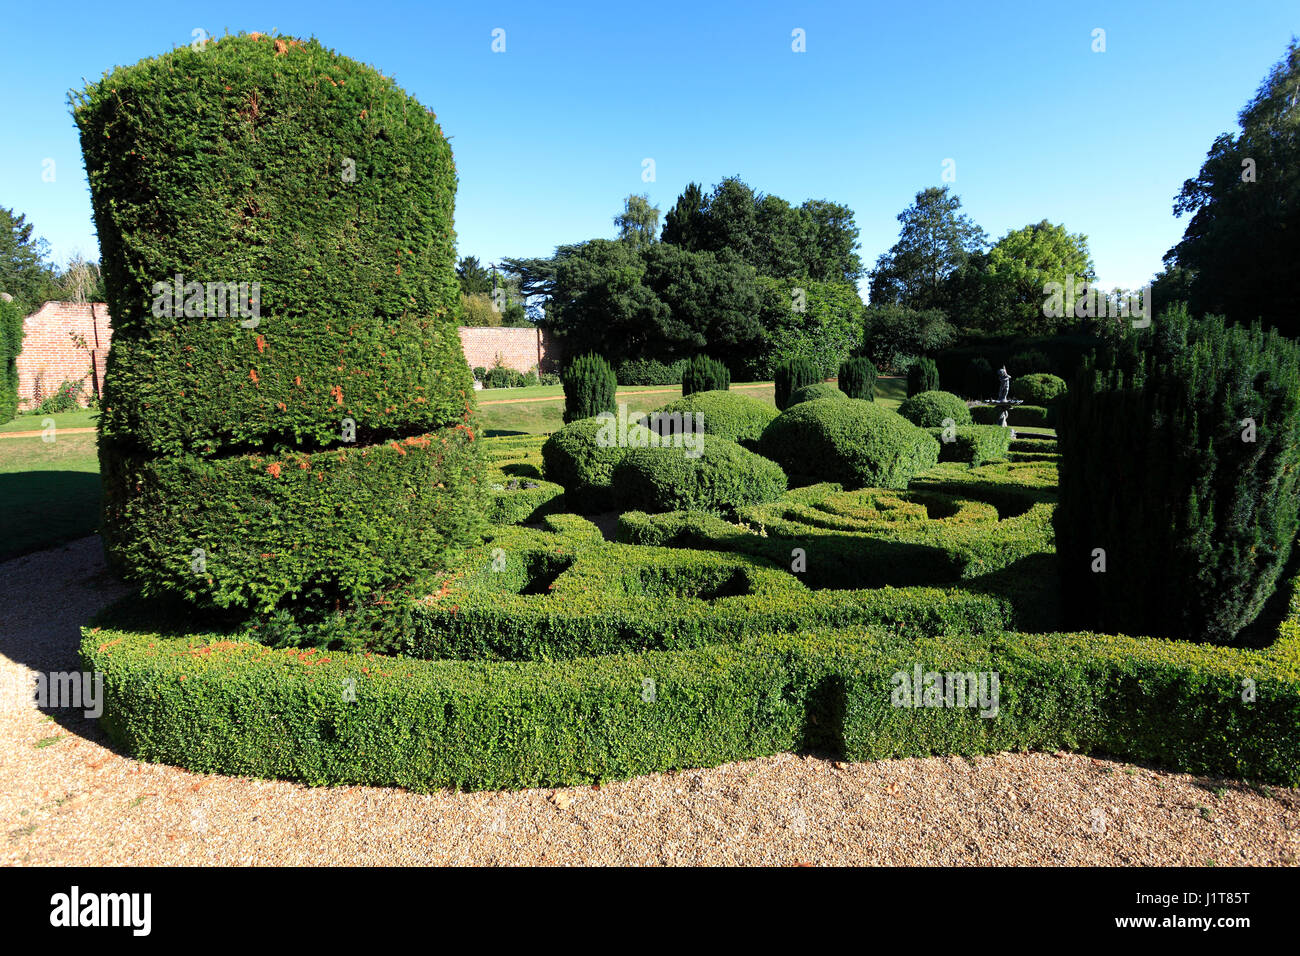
996 366 1012 428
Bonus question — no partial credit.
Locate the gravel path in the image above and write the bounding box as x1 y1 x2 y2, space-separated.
3 536 1298 866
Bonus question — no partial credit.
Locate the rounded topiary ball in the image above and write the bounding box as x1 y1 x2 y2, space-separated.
760 398 940 490
542 416 654 509
1016 373 1067 406
897 390 972 429
646 390 778 447
613 437 787 514
78 34 485 609
788 383 847 406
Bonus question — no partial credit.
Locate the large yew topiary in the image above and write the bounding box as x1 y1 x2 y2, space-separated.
75 34 486 610
1055 306 1300 643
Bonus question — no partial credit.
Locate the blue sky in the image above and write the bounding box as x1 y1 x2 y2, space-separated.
2 0 1296 297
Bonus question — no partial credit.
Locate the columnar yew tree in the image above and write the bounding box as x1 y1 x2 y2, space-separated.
1055 306 1300 642
75 33 486 611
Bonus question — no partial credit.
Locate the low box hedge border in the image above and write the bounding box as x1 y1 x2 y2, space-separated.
81 611 1300 791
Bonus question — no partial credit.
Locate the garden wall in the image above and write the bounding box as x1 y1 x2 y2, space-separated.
458 325 561 374
16 300 111 409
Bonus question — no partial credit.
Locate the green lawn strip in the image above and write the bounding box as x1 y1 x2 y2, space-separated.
0 410 99 434
0 431 102 559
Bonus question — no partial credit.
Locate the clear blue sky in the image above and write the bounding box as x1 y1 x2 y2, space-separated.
2 0 1296 297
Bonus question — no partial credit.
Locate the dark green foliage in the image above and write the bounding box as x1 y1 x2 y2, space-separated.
745 278 865 380
617 357 687 385
1015 373 1067 406
1055 306 1300 642
1008 350 1050 376
681 355 730 395
541 416 653 511
0 297 23 423
760 398 939 490
907 357 939 397
613 437 786 515
774 357 820 410
927 425 1012 466
971 404 1050 428
74 34 473 456
99 429 486 611
645 390 777 447
75 34 485 611
789 383 847 405
562 353 617 424
860 304 956 374
838 357 876 401
964 357 995 399
898 390 971 429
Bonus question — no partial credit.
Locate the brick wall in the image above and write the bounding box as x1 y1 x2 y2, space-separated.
16 301 112 409
457 325 561 374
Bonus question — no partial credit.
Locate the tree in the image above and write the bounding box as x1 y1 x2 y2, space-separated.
56 254 106 304
869 186 987 310
456 256 493 296
661 177 862 283
661 182 708 249
549 239 669 357
0 208 57 313
1163 40 1300 333
861 304 957 373
615 194 660 249
641 244 762 367
960 221 1096 335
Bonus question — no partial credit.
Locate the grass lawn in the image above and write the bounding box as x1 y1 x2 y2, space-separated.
0 409 99 434
0 429 102 560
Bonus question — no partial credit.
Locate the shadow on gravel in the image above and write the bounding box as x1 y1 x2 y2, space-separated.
0 535 133 752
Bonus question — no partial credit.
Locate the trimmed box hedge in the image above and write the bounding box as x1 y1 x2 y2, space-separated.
82 605 1300 791
760 398 940 490
927 424 1012 466
612 437 786 515
644 390 777 447
971 404 1051 428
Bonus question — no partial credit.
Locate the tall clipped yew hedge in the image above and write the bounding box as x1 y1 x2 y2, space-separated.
0 297 22 423
75 34 486 610
1055 306 1300 643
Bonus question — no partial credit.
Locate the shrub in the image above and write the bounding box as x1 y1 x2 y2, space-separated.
907 357 939 397
1009 349 1050 376
616 357 687 386
789 383 847 405
562 353 617 424
539 372 562 386
0 297 21 423
971 405 1050 428
613 437 787 515
963 357 995 399
472 366 488 383
645 390 777 447
76 34 486 610
1055 306 1300 643
760 398 940 490
681 355 730 395
838 357 877 401
897 390 972 429
774 357 820 410
1015 372 1067 406
484 358 516 389
541 416 653 510
34 380 87 415
927 425 1012 466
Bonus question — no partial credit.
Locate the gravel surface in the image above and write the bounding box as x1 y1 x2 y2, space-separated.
3 536 1298 866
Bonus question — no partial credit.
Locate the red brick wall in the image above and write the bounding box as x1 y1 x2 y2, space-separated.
16 301 112 409
457 326 561 374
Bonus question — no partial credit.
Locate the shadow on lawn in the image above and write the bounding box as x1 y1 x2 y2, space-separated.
0 471 102 562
